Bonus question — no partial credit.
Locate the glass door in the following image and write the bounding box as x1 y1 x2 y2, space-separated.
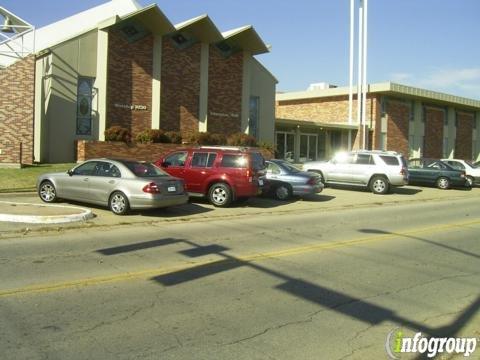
299 133 318 162
276 132 295 162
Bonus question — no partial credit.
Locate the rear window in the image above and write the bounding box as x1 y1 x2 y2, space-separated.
379 155 400 166
121 161 168 177
250 152 266 170
221 155 247 168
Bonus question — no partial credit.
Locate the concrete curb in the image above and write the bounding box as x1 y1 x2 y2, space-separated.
0 201 94 224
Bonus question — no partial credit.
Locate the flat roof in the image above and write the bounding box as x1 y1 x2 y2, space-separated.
277 82 480 111
276 118 359 130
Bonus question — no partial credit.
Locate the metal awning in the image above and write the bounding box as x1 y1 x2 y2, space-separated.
276 118 362 130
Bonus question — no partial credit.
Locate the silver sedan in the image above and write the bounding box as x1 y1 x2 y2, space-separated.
37 159 188 215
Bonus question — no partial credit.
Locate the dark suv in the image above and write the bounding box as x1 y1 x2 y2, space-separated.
155 146 266 207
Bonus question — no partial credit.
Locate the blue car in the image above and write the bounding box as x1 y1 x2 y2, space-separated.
408 158 470 189
263 159 324 200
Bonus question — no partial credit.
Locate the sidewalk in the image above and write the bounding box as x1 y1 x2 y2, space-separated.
0 186 478 237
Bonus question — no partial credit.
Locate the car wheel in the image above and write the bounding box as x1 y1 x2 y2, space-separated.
208 183 232 207
39 180 58 203
436 177 450 190
466 176 474 187
109 191 130 215
275 184 291 200
370 176 389 195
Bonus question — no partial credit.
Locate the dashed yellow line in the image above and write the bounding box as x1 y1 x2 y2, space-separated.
1 218 479 298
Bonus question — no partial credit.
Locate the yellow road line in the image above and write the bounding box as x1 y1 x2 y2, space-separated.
1 218 479 298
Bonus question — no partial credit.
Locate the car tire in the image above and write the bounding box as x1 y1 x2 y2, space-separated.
436 177 450 190
370 176 389 195
208 183 232 207
109 191 130 215
39 180 58 203
275 184 291 200
466 176 474 187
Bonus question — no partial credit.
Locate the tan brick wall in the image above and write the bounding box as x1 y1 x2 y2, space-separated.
424 106 444 158
207 47 243 135
0 55 35 165
107 30 153 137
386 99 410 158
160 39 201 138
455 111 474 160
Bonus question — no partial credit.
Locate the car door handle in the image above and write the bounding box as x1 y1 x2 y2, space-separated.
108 180 115 184
83 178 89 182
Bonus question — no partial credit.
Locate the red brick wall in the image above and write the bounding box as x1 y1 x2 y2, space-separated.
160 39 201 138
107 30 153 137
0 55 35 165
386 99 410 158
455 111 474 160
424 106 444 158
77 140 185 162
76 140 273 162
207 47 243 135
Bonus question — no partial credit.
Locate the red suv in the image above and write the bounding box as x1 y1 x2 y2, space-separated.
155 146 266 207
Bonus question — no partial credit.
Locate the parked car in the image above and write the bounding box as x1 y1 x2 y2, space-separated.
37 159 188 215
155 146 266 207
441 159 480 186
263 159 324 200
408 158 470 189
302 150 408 194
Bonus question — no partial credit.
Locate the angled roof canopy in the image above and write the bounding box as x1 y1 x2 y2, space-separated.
221 25 269 55
175 15 223 43
102 4 175 35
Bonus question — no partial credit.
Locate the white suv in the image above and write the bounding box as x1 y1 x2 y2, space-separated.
303 150 409 194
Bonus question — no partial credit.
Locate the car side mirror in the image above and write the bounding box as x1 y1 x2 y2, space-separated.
67 169 74 176
161 161 170 168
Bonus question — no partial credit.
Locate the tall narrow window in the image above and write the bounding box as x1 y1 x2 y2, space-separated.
249 96 260 139
76 77 94 135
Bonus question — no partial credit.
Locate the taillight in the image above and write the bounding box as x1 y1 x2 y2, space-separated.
400 167 407 175
307 177 316 185
460 171 466 178
246 169 253 183
143 182 161 194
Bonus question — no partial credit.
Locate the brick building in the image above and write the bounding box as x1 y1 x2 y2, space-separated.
275 82 480 162
0 0 277 166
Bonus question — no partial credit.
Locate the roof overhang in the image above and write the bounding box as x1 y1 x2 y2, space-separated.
100 4 175 36
276 118 360 130
174 15 223 43
221 25 269 55
277 82 480 111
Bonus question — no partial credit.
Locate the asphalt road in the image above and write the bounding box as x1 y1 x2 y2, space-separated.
0 189 479 359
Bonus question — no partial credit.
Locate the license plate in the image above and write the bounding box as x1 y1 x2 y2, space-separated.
258 179 264 186
168 186 176 192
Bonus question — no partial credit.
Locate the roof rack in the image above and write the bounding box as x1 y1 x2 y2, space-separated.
199 145 252 151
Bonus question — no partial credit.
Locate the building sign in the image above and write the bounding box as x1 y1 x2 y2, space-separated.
114 103 148 111
209 111 239 119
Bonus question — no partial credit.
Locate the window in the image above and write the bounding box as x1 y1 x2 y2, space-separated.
354 154 373 165
446 161 464 170
250 152 266 170
221 155 247 168
95 161 121 177
164 152 187 167
121 161 168 177
267 162 281 175
249 96 260 139
73 161 98 176
379 155 400 166
76 77 94 136
191 152 217 168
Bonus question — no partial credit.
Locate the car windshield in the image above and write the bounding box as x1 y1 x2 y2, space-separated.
279 161 301 173
121 161 168 177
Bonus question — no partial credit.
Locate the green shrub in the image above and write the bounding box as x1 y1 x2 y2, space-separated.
227 132 258 147
257 141 275 153
188 132 227 145
104 126 131 142
135 129 170 144
165 131 183 144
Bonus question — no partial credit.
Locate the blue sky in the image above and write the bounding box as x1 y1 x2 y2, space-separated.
3 0 480 99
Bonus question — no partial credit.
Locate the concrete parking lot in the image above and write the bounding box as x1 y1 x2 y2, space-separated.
0 184 476 236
